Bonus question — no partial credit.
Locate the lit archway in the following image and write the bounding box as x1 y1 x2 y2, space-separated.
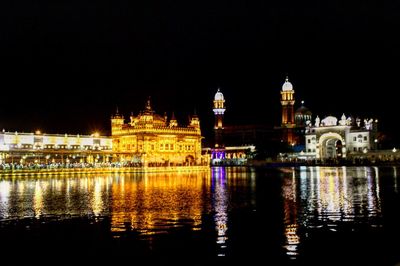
317 132 346 160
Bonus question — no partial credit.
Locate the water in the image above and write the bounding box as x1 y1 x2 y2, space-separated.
0 166 399 265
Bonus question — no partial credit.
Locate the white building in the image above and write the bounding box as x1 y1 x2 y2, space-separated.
0 130 112 164
305 114 378 160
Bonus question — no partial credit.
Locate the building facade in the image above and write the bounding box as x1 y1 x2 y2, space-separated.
305 115 379 160
111 99 205 166
0 131 112 165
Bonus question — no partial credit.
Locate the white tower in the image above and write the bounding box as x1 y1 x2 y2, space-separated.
213 88 226 147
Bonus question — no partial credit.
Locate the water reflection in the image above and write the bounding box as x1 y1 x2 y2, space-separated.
282 166 384 259
282 169 300 258
212 167 229 257
0 166 396 263
110 172 209 235
0 176 113 219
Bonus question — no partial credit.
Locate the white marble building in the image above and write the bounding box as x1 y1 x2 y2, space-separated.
305 114 378 160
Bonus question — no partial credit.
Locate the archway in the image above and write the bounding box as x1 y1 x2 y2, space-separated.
185 155 195 166
318 133 345 160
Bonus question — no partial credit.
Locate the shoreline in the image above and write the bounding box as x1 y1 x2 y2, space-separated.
0 165 210 177
246 160 400 168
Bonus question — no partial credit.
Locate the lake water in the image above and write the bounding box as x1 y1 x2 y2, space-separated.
0 166 399 265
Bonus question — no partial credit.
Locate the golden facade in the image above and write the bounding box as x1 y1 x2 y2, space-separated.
111 99 205 166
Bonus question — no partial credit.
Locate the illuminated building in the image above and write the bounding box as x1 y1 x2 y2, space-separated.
213 88 226 148
294 101 312 128
0 130 112 164
111 98 206 166
280 76 296 144
305 114 379 160
281 77 295 128
279 76 313 148
207 89 255 165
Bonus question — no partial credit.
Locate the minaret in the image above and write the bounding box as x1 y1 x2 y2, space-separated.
280 76 296 145
281 76 295 128
213 88 226 147
111 107 124 136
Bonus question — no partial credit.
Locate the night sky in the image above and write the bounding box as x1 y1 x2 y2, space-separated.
0 1 395 142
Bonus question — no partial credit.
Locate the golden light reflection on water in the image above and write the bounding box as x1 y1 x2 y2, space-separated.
282 166 384 259
33 181 44 218
110 171 211 235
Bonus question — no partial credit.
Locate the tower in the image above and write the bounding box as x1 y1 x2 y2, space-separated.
213 88 226 147
111 107 124 136
281 76 296 144
281 76 295 127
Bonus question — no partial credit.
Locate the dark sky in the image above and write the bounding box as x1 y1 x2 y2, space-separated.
0 1 395 141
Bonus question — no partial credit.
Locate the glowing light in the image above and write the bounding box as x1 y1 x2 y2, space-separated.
33 181 44 218
35 130 41 135
393 148 397 153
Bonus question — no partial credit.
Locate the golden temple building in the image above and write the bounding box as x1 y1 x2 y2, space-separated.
111 98 206 166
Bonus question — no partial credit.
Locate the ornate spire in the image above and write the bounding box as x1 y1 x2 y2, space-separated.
169 112 178 127
112 105 123 119
145 96 152 111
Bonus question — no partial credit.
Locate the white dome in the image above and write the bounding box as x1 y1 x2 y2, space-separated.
282 78 293 91
214 88 224 101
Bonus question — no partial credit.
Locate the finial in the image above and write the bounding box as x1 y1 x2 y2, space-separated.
285 74 289 82
116 106 119 114
171 112 176 120
145 96 152 111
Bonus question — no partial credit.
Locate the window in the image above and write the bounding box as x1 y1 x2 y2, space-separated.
354 147 357 151
358 147 362 151
312 149 316 152
160 144 164 150
307 139 311 144
364 136 367 141
308 149 311 152
170 144 174 150
353 137 356 141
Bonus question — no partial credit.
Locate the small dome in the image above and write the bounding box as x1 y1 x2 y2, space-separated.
214 88 224 101
282 77 293 91
295 105 312 116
